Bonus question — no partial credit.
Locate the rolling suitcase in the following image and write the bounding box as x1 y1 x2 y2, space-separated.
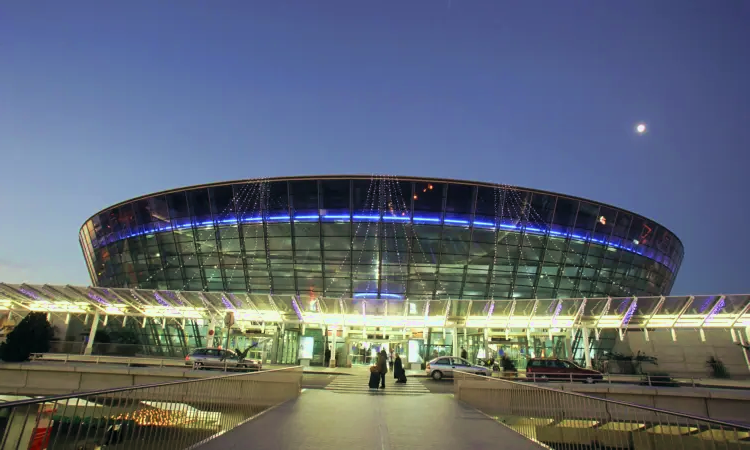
369 371 380 389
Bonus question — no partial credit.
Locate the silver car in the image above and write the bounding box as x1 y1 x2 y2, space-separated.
426 356 491 380
185 347 262 371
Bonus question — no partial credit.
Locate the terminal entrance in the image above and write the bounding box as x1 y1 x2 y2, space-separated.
347 336 407 366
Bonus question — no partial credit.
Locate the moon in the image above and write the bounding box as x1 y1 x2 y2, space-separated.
635 123 647 134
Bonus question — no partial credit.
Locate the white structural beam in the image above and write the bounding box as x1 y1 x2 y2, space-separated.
671 296 695 327
729 301 750 328
581 326 592 369
83 311 100 356
700 295 726 328
644 296 666 328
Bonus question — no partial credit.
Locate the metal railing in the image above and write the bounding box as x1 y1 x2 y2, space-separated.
0 366 302 450
454 372 750 449
485 369 750 390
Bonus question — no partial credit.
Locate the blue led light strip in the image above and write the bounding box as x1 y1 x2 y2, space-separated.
93 213 674 271
354 292 404 299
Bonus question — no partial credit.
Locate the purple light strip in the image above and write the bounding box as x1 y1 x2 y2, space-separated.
622 298 638 327
229 293 243 307
87 292 111 306
19 288 39 300
705 297 726 324
698 296 715 314
551 302 563 326
220 295 234 310
291 297 304 321
153 292 170 308
163 290 183 305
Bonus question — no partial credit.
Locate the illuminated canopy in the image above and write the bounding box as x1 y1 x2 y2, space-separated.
1 283 748 332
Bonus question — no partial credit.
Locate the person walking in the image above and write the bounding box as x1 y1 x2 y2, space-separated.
393 353 406 383
460 347 468 360
377 349 388 389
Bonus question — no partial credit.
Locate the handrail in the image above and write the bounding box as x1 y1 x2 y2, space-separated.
457 372 750 430
0 365 303 409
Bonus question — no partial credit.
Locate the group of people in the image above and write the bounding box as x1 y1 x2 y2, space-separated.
373 349 406 389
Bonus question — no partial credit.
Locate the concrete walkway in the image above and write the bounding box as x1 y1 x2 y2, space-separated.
196 389 544 450
265 363 428 377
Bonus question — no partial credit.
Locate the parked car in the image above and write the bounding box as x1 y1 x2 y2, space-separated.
525 358 602 383
426 356 491 380
185 348 262 371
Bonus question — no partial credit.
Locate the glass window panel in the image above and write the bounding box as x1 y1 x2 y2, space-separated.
219 239 241 252
210 185 235 217
320 179 350 209
475 186 498 217
575 202 599 233
382 251 407 265
551 197 579 231
243 239 265 255
439 253 468 264
520 247 542 261
498 233 520 247
325 278 350 291
414 225 441 240
294 236 321 250
440 238 469 256
489 285 511 298
295 263 322 273
413 181 443 212
294 222 319 238
352 236 377 251
266 223 291 237
528 193 555 226
294 249 321 262
232 182 261 217
241 223 264 237
290 180 319 211
245 267 269 277
384 238 408 253
323 250 350 262
383 179 413 214
267 250 294 262
187 188 212 220
178 241 196 253
248 278 271 291
265 180 289 213
194 227 216 242
321 223 351 237
273 277 296 289
613 213 633 239
352 179 378 213
218 226 240 239
444 183 474 214
407 281 432 295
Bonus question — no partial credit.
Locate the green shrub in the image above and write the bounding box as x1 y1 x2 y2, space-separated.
0 312 55 362
707 356 730 379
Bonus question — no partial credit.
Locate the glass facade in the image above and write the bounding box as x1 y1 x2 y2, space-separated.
79 176 683 299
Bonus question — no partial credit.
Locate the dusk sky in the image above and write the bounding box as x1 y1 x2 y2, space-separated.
1 1 747 295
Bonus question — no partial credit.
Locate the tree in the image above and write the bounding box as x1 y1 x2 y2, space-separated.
0 312 55 362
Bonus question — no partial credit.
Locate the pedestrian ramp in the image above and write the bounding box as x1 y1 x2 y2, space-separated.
325 374 430 395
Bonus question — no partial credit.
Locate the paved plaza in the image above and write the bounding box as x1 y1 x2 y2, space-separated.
196 388 544 450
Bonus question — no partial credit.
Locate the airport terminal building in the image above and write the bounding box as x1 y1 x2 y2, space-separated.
9 176 746 376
